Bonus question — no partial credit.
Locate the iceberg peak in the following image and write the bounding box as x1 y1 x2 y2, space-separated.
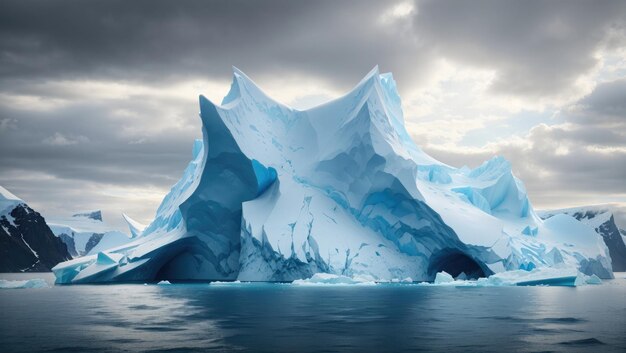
122 213 146 238
0 186 21 202
468 155 512 180
220 65 286 109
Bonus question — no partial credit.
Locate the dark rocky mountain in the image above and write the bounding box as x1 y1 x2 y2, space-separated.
593 214 626 271
84 233 105 254
0 202 72 272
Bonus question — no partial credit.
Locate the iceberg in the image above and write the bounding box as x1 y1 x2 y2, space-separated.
293 273 376 285
210 280 243 285
0 278 49 289
47 211 132 257
539 206 626 271
434 271 455 284
421 267 582 287
52 67 614 284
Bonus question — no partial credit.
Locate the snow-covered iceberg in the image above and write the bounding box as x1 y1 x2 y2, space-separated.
47 211 132 257
52 67 613 284
539 205 626 271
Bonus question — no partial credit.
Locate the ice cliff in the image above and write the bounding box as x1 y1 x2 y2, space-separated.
52 67 613 284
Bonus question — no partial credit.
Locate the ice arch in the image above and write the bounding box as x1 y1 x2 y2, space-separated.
427 248 491 280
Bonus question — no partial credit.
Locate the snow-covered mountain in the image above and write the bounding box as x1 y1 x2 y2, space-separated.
0 186 71 272
539 206 626 272
47 211 133 257
52 67 613 284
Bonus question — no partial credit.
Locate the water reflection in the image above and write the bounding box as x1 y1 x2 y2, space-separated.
79 284 227 351
0 274 625 353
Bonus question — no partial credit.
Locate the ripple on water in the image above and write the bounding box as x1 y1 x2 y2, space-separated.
558 338 606 346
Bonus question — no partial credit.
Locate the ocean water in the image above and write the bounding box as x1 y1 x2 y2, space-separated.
1 273 625 353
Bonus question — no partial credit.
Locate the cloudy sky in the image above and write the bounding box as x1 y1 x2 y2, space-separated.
1 0 625 230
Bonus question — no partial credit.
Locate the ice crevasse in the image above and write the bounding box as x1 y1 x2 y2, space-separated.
52 67 613 284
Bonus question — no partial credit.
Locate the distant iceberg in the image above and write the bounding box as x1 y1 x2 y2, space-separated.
422 267 601 287
47 210 132 257
52 67 613 285
0 278 49 289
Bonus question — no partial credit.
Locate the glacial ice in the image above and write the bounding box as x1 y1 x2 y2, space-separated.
575 273 602 286
434 271 455 284
122 213 146 239
52 67 614 285
210 280 243 285
0 278 49 289
293 273 376 285
423 267 582 287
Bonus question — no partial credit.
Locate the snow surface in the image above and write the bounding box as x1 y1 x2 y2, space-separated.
52 67 614 285
0 185 23 216
0 278 49 289
538 205 613 231
293 273 376 285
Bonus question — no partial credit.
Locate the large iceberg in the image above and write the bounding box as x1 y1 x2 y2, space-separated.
52 67 613 284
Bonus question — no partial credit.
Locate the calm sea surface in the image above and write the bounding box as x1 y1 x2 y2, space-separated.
1 272 625 353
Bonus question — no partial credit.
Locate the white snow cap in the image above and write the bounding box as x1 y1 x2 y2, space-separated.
0 185 24 215
0 186 22 202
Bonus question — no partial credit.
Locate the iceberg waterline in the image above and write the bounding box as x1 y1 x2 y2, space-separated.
288 269 601 287
52 67 613 284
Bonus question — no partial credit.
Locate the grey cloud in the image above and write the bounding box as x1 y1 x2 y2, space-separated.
0 94 200 229
0 173 156 231
2 0 623 97
570 78 626 125
421 80 626 207
0 0 431 93
414 0 626 97
0 98 200 188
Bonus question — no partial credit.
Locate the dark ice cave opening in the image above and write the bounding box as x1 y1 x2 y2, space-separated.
427 248 488 280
